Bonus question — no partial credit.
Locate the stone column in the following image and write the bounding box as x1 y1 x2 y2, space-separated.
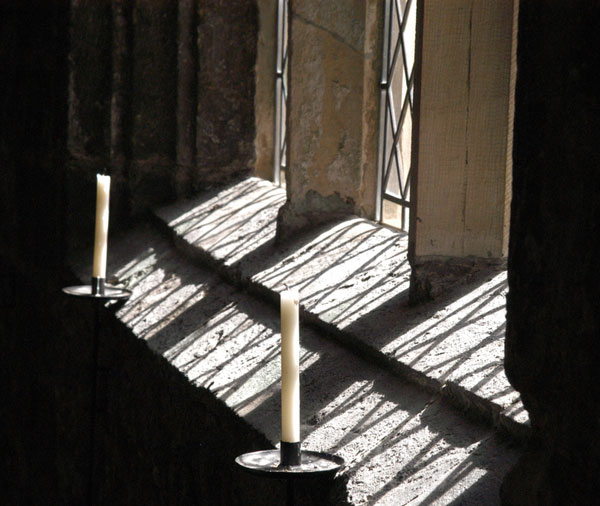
195 0 258 189
276 0 383 240
175 0 198 198
409 0 517 300
254 0 278 181
130 0 178 214
110 0 133 220
67 0 113 243
502 2 600 505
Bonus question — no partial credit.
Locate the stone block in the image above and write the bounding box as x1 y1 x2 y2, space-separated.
195 0 258 187
278 1 381 237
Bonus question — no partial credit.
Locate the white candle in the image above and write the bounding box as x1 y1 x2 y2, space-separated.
92 174 111 278
281 288 300 443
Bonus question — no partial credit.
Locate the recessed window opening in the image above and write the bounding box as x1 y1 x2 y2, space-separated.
273 0 289 187
376 0 417 232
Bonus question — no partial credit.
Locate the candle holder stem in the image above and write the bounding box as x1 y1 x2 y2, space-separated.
88 300 101 506
91 277 105 296
62 282 131 505
280 441 301 467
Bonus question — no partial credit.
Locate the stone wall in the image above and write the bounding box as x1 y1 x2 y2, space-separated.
6 0 600 504
408 0 517 303
0 2 327 505
195 0 258 187
276 0 382 239
67 0 258 242
411 0 515 261
253 0 278 181
502 2 600 505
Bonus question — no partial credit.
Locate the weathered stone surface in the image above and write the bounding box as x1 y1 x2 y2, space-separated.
253 0 277 181
195 0 258 187
80 221 521 505
287 11 362 203
130 0 178 213
276 190 358 242
292 0 366 53
279 0 381 236
409 258 506 304
157 177 529 440
411 0 515 261
68 0 112 162
157 177 286 273
502 2 600 505
65 0 259 221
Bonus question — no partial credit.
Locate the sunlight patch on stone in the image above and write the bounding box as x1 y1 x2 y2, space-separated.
160 178 286 266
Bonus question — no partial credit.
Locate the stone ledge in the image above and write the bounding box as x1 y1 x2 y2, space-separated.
154 177 530 443
72 217 522 504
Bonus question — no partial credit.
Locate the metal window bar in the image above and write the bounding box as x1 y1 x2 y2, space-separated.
376 0 417 231
273 0 289 186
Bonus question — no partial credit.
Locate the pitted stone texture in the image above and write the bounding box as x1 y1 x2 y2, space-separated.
281 0 381 233
257 217 410 330
88 223 520 505
195 0 257 185
292 0 366 53
287 15 363 201
253 0 278 181
157 177 285 270
156 178 529 438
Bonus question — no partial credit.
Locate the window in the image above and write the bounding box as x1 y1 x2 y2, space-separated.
273 0 289 186
376 0 417 231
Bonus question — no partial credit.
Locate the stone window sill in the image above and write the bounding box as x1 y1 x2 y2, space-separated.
155 177 527 435
71 176 528 503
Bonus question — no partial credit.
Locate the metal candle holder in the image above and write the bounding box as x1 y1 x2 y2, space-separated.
62 278 131 506
63 277 131 299
236 441 344 506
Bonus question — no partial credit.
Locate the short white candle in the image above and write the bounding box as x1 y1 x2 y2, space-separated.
280 288 300 443
92 174 111 279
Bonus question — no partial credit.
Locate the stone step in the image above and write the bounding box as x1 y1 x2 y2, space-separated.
154 177 529 443
91 221 521 505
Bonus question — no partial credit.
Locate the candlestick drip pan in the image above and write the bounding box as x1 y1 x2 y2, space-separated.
63 284 131 300
235 449 343 478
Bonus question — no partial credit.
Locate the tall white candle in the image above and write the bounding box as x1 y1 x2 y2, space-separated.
281 288 300 443
92 174 111 278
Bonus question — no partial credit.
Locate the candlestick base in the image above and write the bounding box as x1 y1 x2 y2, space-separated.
280 441 301 467
63 283 131 300
235 448 344 477
91 276 105 295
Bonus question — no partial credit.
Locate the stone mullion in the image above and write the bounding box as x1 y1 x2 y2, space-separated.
277 0 382 241
408 0 516 302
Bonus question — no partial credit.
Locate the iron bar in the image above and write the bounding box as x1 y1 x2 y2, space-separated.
377 0 416 230
273 0 288 186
